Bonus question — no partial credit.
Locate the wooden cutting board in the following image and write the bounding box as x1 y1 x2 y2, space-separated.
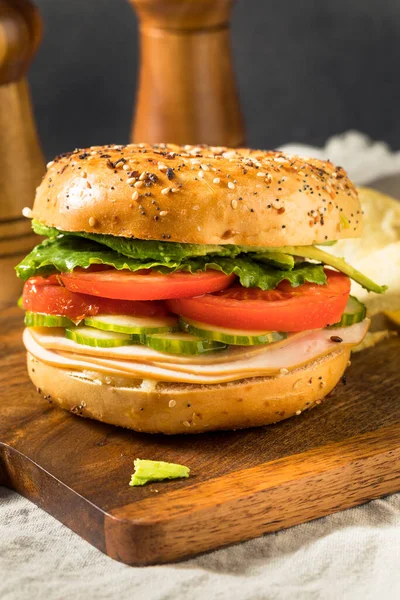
1 306 399 565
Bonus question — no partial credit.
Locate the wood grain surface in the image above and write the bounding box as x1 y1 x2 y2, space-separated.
0 0 44 306
129 0 245 147
0 306 399 565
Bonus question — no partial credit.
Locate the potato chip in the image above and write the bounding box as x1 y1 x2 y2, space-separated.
352 330 397 353
384 310 400 327
326 187 400 315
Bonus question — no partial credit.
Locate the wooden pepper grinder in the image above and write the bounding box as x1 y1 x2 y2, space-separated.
129 0 245 147
0 0 45 306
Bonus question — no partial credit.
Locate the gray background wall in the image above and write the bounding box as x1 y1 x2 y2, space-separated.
30 0 400 160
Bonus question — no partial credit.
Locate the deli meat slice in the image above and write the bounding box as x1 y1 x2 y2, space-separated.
24 320 369 385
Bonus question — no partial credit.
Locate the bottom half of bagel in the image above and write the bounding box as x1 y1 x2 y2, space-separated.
27 347 351 435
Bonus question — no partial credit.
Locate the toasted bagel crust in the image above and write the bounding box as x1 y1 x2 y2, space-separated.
32 144 362 247
27 348 350 434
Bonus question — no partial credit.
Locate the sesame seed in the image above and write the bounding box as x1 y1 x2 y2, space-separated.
161 187 170 195
88 217 96 227
139 171 147 181
198 171 204 179
231 199 238 209
201 163 210 171
257 172 266 177
159 210 169 216
134 181 144 188
210 146 224 154
46 161 54 168
123 164 130 171
127 177 136 184
295 410 302 415
213 177 221 184
131 190 139 201
223 150 236 159
280 368 289 375
22 207 32 218
183 421 191 428
158 162 167 171
228 181 235 189
171 188 179 193
169 400 176 408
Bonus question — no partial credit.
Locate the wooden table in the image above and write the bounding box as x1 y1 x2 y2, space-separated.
1 301 399 565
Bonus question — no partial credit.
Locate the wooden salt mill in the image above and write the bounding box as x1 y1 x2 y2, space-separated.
129 0 245 147
0 0 45 306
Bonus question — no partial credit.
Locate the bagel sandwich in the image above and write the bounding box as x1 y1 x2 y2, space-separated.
16 143 386 434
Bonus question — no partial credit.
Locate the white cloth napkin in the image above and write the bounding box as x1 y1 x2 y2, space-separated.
1 487 399 600
281 130 400 185
1 132 399 600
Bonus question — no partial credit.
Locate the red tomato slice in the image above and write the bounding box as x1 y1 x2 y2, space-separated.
60 269 236 301
166 270 351 332
22 278 168 320
26 274 60 286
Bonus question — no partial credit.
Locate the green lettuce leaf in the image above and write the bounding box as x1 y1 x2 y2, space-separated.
15 236 326 290
31 220 295 270
192 257 326 289
32 220 233 261
31 221 59 238
27 220 385 293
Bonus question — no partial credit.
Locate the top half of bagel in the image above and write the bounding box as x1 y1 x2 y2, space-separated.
32 143 362 247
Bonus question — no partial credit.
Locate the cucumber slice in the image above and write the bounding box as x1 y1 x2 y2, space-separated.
330 296 367 327
84 314 178 335
179 318 287 346
144 332 226 355
66 326 137 347
25 312 75 328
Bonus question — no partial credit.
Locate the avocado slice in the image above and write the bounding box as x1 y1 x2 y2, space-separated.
267 245 387 294
249 251 295 271
129 459 190 486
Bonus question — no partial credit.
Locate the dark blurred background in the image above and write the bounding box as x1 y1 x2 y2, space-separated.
30 0 400 160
